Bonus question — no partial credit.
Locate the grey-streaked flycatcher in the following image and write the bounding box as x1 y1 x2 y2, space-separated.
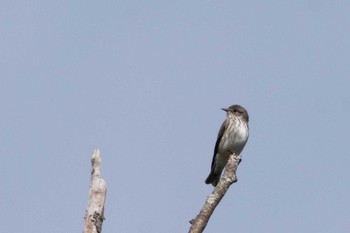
205 104 249 187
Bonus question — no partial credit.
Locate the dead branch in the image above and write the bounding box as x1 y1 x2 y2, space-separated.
83 149 107 233
188 153 241 233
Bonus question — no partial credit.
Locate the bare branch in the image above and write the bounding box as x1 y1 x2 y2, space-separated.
188 153 241 233
83 149 107 233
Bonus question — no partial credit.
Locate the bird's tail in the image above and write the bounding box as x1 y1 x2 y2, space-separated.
205 171 221 187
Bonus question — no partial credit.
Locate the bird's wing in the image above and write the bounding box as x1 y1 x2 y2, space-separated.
210 119 227 169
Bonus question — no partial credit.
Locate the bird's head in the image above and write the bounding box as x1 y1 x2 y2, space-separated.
222 104 249 122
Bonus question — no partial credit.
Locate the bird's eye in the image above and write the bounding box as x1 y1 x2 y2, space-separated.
233 109 237 112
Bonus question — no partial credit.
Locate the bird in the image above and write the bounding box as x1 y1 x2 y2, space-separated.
205 104 249 187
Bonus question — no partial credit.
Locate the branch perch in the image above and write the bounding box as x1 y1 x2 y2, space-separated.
188 153 241 233
83 149 107 233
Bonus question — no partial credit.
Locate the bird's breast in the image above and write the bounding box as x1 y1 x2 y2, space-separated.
221 121 249 154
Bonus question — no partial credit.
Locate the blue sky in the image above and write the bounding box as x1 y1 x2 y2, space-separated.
1 1 350 232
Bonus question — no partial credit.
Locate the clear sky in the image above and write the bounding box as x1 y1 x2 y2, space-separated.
1 1 350 233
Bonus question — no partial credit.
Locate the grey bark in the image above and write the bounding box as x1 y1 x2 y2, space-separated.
188 153 241 233
83 149 107 233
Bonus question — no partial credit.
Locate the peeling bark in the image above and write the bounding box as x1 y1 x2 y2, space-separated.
83 149 107 233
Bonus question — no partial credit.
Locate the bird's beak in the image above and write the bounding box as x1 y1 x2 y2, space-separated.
221 108 228 112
